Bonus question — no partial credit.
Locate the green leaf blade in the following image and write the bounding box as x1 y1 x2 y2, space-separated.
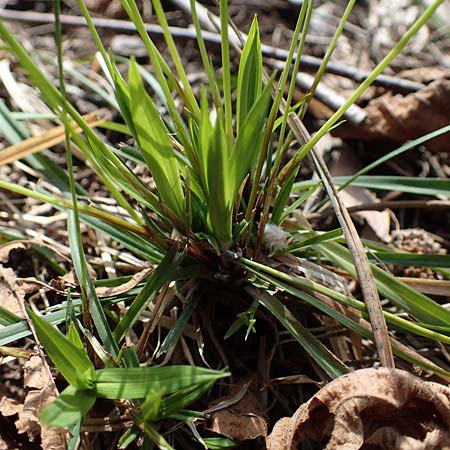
128 59 185 226
95 365 229 399
236 17 262 133
39 385 96 428
28 309 95 390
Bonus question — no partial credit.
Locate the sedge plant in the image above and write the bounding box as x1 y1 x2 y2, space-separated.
0 0 450 448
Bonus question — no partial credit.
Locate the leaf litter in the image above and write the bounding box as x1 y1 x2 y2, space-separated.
335 74 450 152
267 367 450 450
0 2 450 450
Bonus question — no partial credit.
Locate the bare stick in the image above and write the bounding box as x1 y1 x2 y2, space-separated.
0 8 424 94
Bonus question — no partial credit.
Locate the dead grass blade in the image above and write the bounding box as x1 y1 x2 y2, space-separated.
284 111 395 368
0 112 105 167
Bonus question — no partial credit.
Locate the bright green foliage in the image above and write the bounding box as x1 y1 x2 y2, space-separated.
140 390 163 422
94 366 229 399
28 309 95 390
236 17 262 133
128 59 186 227
200 438 239 449
31 306 228 430
39 385 97 428
0 0 448 446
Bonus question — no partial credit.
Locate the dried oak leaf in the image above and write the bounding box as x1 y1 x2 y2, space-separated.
334 77 450 152
0 357 67 449
18 363 67 450
266 367 450 450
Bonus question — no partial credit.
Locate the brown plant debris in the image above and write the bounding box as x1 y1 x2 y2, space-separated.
335 76 450 152
266 367 450 450
0 356 68 449
207 385 268 442
0 265 25 320
390 228 447 279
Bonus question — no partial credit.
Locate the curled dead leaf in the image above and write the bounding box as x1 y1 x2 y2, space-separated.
266 367 450 450
207 387 267 441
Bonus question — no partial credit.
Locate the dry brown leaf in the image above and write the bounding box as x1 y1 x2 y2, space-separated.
17 375 67 448
24 356 49 390
208 388 267 441
0 265 25 319
0 358 67 449
15 386 55 442
267 367 450 450
0 396 21 417
335 77 450 152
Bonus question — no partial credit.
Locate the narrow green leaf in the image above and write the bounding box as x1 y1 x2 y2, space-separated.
157 296 200 357
370 251 450 268
271 168 299 225
140 421 174 450
159 380 215 419
280 183 321 223
95 365 229 399
320 241 450 326
67 322 84 350
294 176 450 197
248 287 349 379
128 58 185 225
80 214 163 262
141 389 163 422
28 309 95 390
219 0 233 147
121 346 140 368
336 123 450 195
0 305 22 326
287 228 343 253
68 419 82 450
68 211 119 359
236 16 262 133
242 257 450 345
39 385 96 428
200 438 239 449
245 263 450 377
0 308 68 346
205 111 233 248
118 426 141 449
230 77 273 195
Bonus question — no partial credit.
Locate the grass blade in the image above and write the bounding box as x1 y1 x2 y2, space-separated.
236 17 262 133
39 385 96 428
28 308 95 390
247 286 349 379
95 365 228 399
113 246 182 343
128 59 186 227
